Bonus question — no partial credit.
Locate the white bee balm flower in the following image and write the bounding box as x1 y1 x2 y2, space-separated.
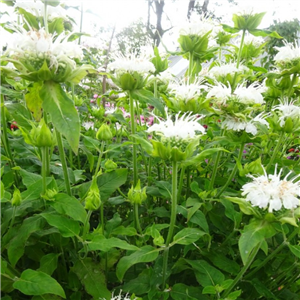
241 165 300 212
272 99 300 127
147 109 205 141
274 41 300 65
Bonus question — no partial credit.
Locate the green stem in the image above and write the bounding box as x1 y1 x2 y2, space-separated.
222 241 262 298
236 29 246 69
1 102 19 186
162 160 178 289
43 1 48 34
95 142 105 175
287 74 297 97
100 204 104 235
186 167 191 200
134 203 143 235
209 150 222 191
41 147 47 195
266 131 285 172
177 166 186 203
188 52 194 79
244 227 299 279
129 91 138 186
216 143 245 198
55 129 71 196
82 210 92 240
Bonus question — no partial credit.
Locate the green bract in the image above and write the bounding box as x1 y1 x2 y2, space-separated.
232 12 266 31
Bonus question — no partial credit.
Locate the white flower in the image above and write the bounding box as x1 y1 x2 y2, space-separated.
169 78 207 102
241 165 300 212
6 28 83 72
209 63 249 78
101 290 137 300
178 14 215 37
234 82 265 105
272 99 300 127
206 82 232 104
82 121 94 130
243 35 265 47
233 5 262 17
147 109 205 141
222 112 269 135
108 51 155 74
274 41 300 64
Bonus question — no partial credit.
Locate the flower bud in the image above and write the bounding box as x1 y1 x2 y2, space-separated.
96 124 113 141
85 177 101 211
31 119 54 148
12 187 22 206
104 159 117 172
242 157 264 176
43 188 58 201
128 180 147 205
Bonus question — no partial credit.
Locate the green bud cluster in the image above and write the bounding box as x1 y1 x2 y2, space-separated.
128 180 147 205
85 176 101 211
96 124 113 141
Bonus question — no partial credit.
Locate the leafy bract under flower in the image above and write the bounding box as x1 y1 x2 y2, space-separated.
241 165 300 212
147 109 205 141
272 99 300 127
274 41 300 66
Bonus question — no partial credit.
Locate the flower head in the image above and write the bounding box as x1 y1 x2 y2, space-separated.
108 51 155 75
241 165 300 212
272 99 300 127
234 82 265 105
101 290 137 300
147 109 205 141
274 41 300 67
5 27 83 82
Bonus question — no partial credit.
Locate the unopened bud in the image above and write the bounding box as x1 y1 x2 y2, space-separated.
12 187 22 206
128 180 147 205
96 124 113 141
85 177 101 210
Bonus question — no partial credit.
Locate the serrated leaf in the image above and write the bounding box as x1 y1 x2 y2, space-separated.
8 216 45 267
49 193 87 224
87 235 139 252
38 253 60 276
116 246 160 281
186 260 225 287
25 82 43 121
239 219 276 265
41 213 80 238
13 269 66 298
131 89 165 115
40 81 80 154
171 228 206 246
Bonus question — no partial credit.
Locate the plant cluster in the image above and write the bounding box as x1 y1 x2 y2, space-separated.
1 2 300 300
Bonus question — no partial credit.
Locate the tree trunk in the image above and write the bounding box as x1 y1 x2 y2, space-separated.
202 0 209 16
187 0 195 19
153 0 164 46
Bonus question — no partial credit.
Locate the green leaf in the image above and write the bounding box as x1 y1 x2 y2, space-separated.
288 244 300 259
0 86 23 98
67 65 97 84
18 168 42 188
17 7 39 29
250 278 277 299
72 258 111 299
41 213 80 238
87 235 139 252
13 269 66 298
171 228 206 246
38 253 60 276
131 89 165 115
202 286 216 295
40 81 80 154
122 268 152 295
5 102 32 130
8 216 45 267
97 169 128 201
25 82 43 121
221 24 241 33
111 226 137 236
50 193 87 224
170 283 204 300
249 28 282 38
116 246 160 281
239 219 276 265
186 260 225 287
